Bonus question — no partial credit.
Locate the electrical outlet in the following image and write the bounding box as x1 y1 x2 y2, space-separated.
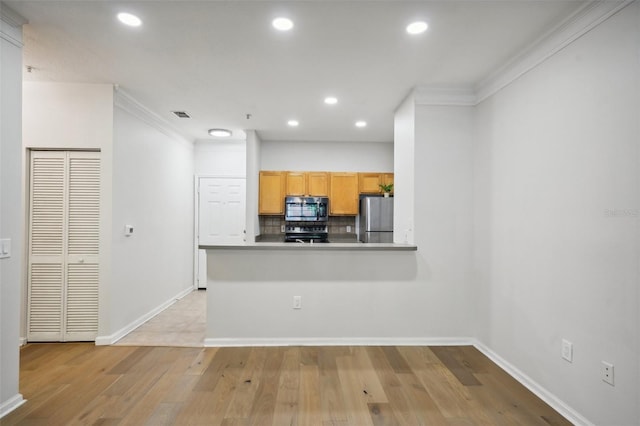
561 339 573 362
281 225 285 233
346 225 351 233
293 296 302 310
601 361 614 386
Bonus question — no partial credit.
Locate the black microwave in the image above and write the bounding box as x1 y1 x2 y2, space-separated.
284 196 329 222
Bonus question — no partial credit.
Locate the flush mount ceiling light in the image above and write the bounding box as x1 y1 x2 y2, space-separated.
208 128 232 137
272 17 294 31
287 120 299 127
324 96 338 105
355 121 367 128
117 12 142 27
406 21 428 35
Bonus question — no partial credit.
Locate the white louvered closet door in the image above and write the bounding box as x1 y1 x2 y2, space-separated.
28 151 100 342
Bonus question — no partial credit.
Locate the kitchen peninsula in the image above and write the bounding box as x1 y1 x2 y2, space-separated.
200 241 418 347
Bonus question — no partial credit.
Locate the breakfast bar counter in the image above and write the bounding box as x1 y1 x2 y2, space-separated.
200 242 416 251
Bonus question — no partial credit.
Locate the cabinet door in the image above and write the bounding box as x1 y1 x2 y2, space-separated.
329 173 359 215
285 172 306 196
382 173 394 194
307 172 329 196
259 171 285 214
358 173 383 194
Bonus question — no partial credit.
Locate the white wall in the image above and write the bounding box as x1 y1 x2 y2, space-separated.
22 82 114 338
0 4 25 416
473 3 639 425
194 139 246 177
109 99 195 336
206 247 473 345
393 95 415 244
246 130 261 239
415 103 475 332
261 140 393 172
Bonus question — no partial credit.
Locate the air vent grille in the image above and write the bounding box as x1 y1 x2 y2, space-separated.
172 111 190 118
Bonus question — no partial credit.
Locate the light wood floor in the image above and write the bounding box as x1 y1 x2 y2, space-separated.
3 343 571 425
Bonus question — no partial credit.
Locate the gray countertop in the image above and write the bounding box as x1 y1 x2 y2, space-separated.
200 234 417 251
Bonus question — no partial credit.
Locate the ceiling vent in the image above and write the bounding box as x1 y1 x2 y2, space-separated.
172 111 190 118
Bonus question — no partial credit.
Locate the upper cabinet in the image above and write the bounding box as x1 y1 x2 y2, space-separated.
259 171 285 215
285 172 306 196
329 172 359 215
358 172 394 194
307 172 330 196
381 173 394 194
285 171 329 196
259 170 391 216
358 173 383 194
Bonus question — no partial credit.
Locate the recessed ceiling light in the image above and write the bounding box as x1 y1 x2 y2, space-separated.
287 120 299 127
272 17 294 31
355 121 367 128
406 21 428 35
117 12 142 27
324 96 338 105
208 128 232 137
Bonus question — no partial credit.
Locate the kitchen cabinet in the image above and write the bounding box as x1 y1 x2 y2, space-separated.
259 171 285 214
358 172 394 194
285 171 329 196
285 172 306 196
329 172 358 215
381 173 394 194
358 173 383 194
307 172 329 196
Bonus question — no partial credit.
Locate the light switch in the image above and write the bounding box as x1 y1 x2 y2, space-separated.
0 239 11 259
124 225 134 236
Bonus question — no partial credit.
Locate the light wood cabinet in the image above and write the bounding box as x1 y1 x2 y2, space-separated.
285 172 306 196
358 173 383 194
260 170 391 216
285 171 329 196
329 172 359 215
307 172 329 196
259 171 285 215
381 173 394 194
358 172 394 194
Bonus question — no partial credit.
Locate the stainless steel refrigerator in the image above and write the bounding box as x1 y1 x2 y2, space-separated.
359 196 393 243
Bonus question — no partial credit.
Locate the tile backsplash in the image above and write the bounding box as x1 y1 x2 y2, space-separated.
259 216 356 236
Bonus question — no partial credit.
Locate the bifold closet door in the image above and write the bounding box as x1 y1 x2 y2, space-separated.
27 151 100 342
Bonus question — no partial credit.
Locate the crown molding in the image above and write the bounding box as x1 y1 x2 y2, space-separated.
413 87 477 106
113 86 193 146
1 3 27 27
475 0 634 103
1 2 26 47
413 1 634 109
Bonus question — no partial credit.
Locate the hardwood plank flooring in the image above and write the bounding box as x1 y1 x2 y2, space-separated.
2 344 572 426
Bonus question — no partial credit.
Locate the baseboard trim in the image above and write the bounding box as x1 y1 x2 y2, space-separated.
0 394 25 419
204 336 475 347
95 287 193 346
19 337 27 346
472 340 593 426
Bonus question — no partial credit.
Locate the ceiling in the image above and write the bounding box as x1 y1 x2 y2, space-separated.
7 1 586 143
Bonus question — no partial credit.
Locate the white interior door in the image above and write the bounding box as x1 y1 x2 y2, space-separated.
27 151 100 342
197 177 246 288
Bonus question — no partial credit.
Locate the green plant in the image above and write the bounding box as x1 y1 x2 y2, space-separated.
379 183 394 193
